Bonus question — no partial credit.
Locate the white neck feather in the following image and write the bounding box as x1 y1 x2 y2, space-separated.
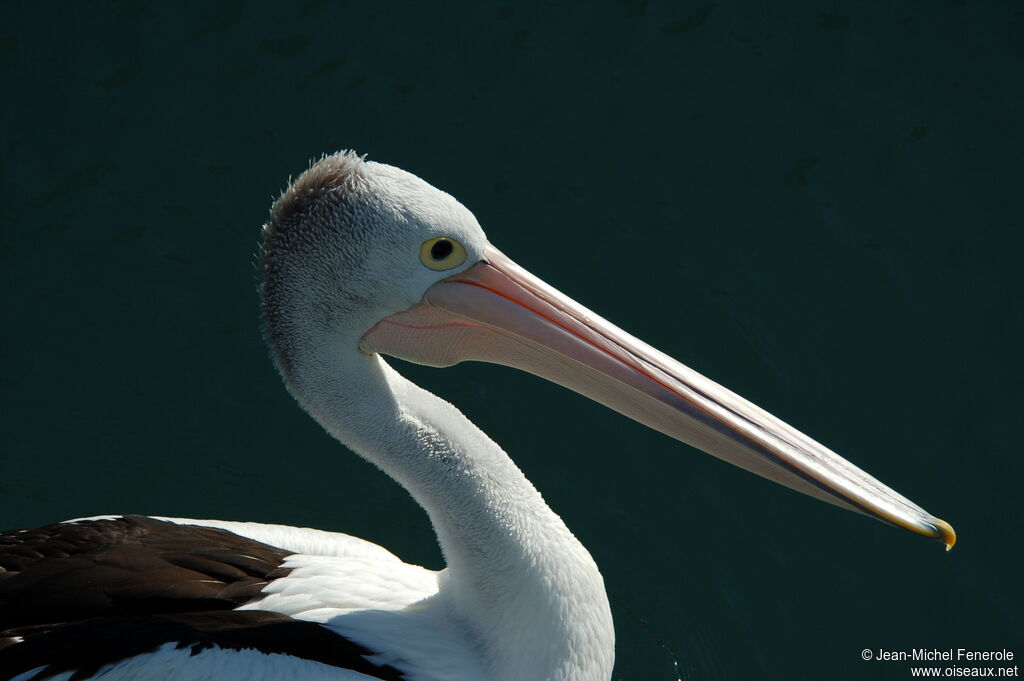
287 336 614 681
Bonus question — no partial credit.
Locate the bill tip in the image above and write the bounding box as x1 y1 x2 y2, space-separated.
932 518 956 551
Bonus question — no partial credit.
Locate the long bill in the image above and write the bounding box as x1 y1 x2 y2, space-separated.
361 244 955 549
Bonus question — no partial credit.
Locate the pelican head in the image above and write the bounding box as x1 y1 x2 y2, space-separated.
261 152 489 366
260 150 955 549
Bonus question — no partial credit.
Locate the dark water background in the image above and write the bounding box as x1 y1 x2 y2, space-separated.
2 2 1021 679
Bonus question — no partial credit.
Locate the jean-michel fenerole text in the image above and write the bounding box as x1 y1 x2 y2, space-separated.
875 649 1015 663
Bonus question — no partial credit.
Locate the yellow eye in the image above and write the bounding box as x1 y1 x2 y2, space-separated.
420 237 468 271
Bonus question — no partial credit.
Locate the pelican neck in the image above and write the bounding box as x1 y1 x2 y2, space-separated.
280 338 615 681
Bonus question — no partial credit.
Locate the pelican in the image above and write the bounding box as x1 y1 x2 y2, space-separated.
0 151 954 681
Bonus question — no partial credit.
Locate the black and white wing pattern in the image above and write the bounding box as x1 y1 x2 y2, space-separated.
0 516 409 680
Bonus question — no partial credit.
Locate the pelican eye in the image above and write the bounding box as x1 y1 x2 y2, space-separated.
420 237 467 271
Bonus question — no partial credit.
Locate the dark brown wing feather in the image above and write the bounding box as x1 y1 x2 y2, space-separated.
0 516 405 680
0 610 406 681
0 515 292 631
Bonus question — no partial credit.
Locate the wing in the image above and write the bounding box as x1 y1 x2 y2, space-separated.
0 517 407 681
0 610 404 681
0 515 292 630
145 516 405 562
